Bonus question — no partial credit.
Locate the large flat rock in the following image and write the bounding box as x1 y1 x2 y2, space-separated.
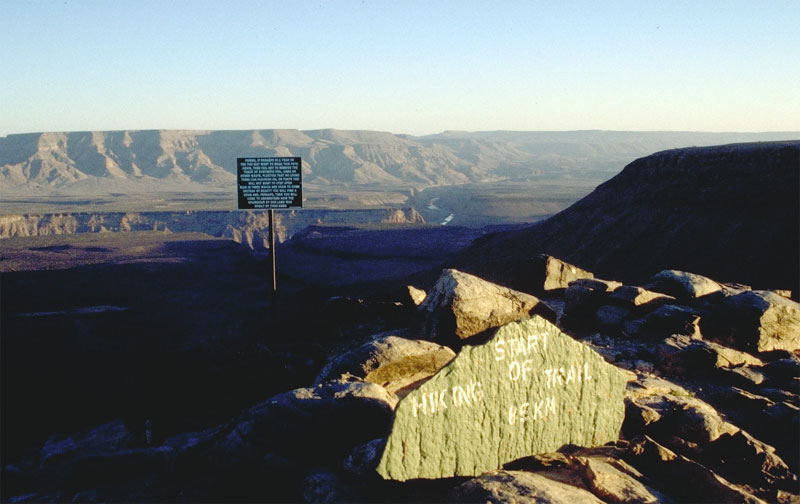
377 316 629 480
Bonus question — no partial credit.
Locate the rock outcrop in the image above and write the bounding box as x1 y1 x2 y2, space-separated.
560 268 800 356
2 261 798 502
0 208 425 249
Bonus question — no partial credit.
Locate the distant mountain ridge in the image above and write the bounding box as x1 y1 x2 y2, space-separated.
453 141 800 297
2 129 798 193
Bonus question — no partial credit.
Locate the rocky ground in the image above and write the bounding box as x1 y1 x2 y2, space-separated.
2 252 798 503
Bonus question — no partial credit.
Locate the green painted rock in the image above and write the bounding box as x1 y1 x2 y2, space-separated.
376 316 629 480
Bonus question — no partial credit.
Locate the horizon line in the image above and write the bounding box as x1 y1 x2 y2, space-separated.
3 127 800 139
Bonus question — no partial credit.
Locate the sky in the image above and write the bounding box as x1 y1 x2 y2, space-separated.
2 0 799 137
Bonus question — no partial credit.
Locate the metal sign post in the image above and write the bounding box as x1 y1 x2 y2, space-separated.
269 208 277 292
237 157 303 294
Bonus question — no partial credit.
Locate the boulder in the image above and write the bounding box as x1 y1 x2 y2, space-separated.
301 471 354 503
622 399 663 436
451 470 605 504
625 436 766 504
571 278 624 292
563 283 606 313
759 388 799 404
561 282 611 332
708 430 796 491
761 357 800 388
528 254 595 292
630 393 738 445
561 279 625 331
622 305 702 340
624 373 746 447
608 285 676 311
720 366 768 389
715 386 777 413
765 401 800 440
575 456 663 504
406 285 427 306
624 384 796 495
656 335 764 377
313 334 455 396
416 269 554 345
595 305 631 328
624 374 694 402
644 270 723 300
377 316 629 480
703 386 799 473
211 376 397 464
705 290 800 353
343 438 386 478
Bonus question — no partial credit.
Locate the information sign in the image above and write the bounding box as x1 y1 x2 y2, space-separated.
237 157 302 209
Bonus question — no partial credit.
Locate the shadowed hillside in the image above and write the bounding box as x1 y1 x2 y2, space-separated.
453 141 800 298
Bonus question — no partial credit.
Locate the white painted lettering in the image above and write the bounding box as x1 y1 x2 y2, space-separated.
544 368 554 388
508 360 521 381
518 402 529 423
411 396 422 417
521 359 533 382
546 396 557 417
533 399 543 420
472 381 484 401
526 333 547 354
461 385 472 406
451 386 463 407
566 365 576 385
494 336 506 361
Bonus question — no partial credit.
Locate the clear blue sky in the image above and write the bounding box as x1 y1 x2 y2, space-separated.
2 0 799 136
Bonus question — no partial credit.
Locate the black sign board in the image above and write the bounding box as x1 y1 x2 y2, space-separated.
237 157 303 209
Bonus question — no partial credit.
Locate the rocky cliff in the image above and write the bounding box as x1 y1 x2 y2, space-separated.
455 141 800 298
3 129 797 192
0 208 425 250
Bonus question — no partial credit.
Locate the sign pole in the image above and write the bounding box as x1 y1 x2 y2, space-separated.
269 208 277 293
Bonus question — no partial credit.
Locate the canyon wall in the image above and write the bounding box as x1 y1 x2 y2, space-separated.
0 208 425 250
